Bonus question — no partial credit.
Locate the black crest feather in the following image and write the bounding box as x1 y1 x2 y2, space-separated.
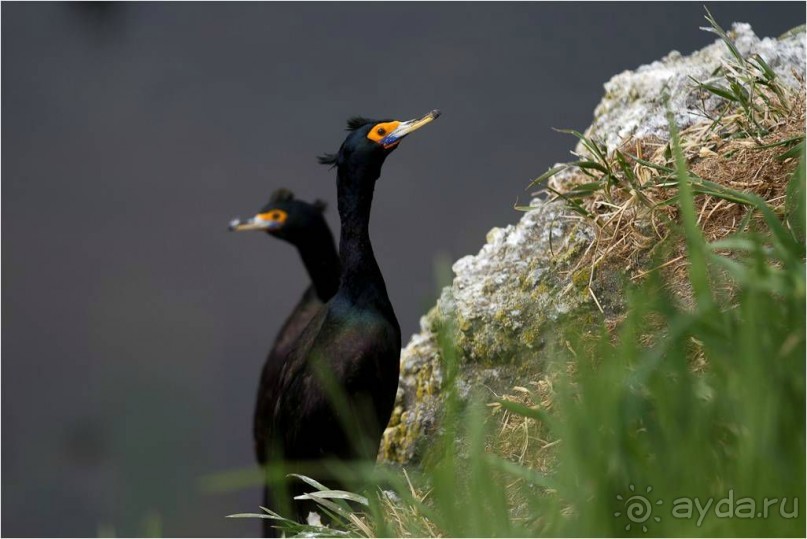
346 117 374 131
317 153 338 167
313 199 328 213
269 188 295 203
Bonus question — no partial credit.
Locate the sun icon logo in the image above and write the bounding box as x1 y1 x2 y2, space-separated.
614 484 663 533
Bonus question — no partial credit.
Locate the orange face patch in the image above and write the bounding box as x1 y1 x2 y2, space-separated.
366 121 401 144
256 209 288 224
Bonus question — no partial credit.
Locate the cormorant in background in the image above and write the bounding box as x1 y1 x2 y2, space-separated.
229 189 339 536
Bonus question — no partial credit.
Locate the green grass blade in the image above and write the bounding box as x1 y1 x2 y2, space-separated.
483 454 557 489
497 398 554 426
545 186 592 217
702 6 745 66
554 128 608 164
297 489 369 506
693 78 739 102
667 107 713 309
778 140 805 161
529 165 566 188
572 159 609 174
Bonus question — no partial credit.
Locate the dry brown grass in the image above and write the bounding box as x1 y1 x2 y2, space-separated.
488 378 557 472
486 377 560 527
371 376 562 537
545 86 804 310
372 469 442 538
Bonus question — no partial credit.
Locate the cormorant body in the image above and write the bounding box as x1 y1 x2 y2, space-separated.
229 189 339 536
272 111 440 524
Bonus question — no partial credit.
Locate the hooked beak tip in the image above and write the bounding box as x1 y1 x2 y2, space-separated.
381 109 441 148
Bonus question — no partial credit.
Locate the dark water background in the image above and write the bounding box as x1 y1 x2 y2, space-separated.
3 2 803 536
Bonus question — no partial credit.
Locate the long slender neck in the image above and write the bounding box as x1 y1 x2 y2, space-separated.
336 164 388 306
296 224 340 302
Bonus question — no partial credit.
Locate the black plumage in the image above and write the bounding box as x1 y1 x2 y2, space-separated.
229 189 339 536
269 110 440 525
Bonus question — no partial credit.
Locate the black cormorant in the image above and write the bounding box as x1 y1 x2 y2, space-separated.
272 110 440 525
229 189 340 536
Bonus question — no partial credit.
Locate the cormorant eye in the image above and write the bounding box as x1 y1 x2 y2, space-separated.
377 127 386 136
256 209 288 224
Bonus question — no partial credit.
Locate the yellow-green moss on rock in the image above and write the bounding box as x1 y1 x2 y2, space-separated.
379 199 597 465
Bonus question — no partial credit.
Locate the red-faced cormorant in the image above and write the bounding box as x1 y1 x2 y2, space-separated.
229 189 340 536
270 110 441 525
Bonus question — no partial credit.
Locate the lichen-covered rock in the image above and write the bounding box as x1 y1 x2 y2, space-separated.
379 23 806 465
582 23 805 155
380 200 595 464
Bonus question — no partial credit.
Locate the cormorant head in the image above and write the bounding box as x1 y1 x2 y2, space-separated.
228 188 328 244
318 109 441 175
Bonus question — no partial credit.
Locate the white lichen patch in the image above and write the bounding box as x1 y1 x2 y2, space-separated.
582 23 805 156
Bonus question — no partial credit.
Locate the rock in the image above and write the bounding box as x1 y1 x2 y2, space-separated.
380 200 595 464
378 23 806 465
581 23 805 156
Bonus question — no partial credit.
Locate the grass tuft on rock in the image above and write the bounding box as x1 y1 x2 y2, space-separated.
529 10 804 309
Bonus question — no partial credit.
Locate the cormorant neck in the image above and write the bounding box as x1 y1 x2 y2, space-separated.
336 163 389 306
296 225 340 302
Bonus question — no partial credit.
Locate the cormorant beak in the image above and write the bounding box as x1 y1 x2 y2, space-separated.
380 109 441 149
228 216 282 232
